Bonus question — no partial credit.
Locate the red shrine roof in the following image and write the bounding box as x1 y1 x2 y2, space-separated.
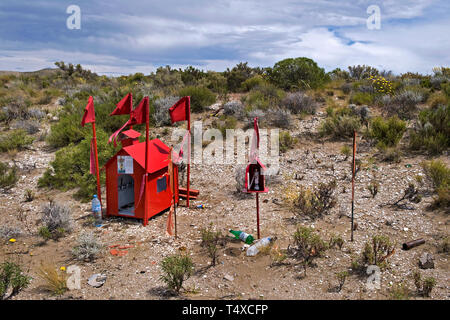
120 129 141 139
106 139 170 174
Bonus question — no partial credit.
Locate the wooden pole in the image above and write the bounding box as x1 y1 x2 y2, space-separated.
256 192 260 239
351 130 356 242
92 122 102 207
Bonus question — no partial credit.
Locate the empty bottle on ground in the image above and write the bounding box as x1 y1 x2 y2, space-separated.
246 237 273 256
92 195 102 226
229 229 254 244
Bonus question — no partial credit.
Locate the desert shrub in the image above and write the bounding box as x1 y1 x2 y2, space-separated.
389 283 411 300
279 131 297 153
427 91 448 109
348 65 379 80
319 113 361 139
267 109 292 128
212 115 237 137
268 57 330 90
178 86 216 113
388 90 423 119
413 271 436 297
291 226 328 276
340 145 351 160
37 262 67 296
0 129 34 152
349 91 374 105
442 82 450 98
40 201 72 240
0 261 31 300
224 62 255 92
200 223 223 266
281 91 317 115
367 180 379 198
268 57 329 90
421 160 450 210
437 236 449 254
0 162 18 189
10 120 40 134
46 112 86 148
153 96 180 126
223 100 245 118
370 75 394 95
368 116 406 150
38 129 116 201
72 232 103 261
409 105 449 155
336 271 348 292
24 189 34 202
0 226 22 239
329 234 344 250
293 180 337 219
159 254 194 294
27 108 46 120
241 75 266 91
244 83 285 111
341 82 352 94
359 235 395 270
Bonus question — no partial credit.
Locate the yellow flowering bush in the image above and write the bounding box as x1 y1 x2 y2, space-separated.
370 75 394 95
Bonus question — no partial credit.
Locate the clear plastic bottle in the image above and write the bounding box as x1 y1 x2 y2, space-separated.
91 195 102 226
246 237 272 256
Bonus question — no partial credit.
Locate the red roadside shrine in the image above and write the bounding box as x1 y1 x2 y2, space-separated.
104 129 179 225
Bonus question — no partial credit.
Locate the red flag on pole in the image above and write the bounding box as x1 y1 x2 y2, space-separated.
169 96 190 124
81 96 95 127
129 97 148 125
110 93 133 116
250 117 260 163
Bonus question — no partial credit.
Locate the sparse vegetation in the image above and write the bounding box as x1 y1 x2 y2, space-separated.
291 226 328 276
336 271 348 292
413 270 436 297
72 232 103 261
200 223 223 266
39 201 72 240
37 262 67 296
293 180 337 219
0 261 31 300
0 161 18 190
160 254 194 294
421 160 450 210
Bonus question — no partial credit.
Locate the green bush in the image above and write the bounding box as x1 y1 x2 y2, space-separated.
267 57 329 90
241 75 266 92
409 105 449 155
0 261 31 300
160 254 194 294
224 62 255 92
413 271 436 297
200 223 223 266
178 86 216 113
279 131 297 153
369 116 406 150
319 111 361 139
291 226 328 276
293 180 337 219
0 129 34 152
349 91 374 105
421 159 450 210
361 235 395 269
39 128 116 201
0 162 18 189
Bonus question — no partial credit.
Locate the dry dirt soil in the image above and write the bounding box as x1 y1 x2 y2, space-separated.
0 99 449 300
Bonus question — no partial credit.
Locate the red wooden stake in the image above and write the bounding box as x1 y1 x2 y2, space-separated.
256 192 260 239
92 122 102 207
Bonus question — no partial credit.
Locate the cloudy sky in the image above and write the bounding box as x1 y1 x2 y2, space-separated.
0 0 448 76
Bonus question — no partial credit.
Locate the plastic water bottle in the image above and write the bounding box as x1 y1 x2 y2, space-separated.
246 237 272 256
196 204 206 209
229 229 254 244
91 195 102 227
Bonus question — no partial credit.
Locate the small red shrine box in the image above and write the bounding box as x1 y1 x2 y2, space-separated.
243 159 268 193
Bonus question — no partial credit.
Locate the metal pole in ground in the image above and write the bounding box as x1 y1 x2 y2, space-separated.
256 193 260 239
351 130 356 242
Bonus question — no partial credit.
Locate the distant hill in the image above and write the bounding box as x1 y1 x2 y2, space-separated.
0 68 59 76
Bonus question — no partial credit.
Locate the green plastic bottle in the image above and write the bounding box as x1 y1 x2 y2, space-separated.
229 229 254 244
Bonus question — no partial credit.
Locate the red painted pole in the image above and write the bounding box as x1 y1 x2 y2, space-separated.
186 97 191 208
143 97 150 226
92 122 102 207
351 130 356 242
256 192 260 239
